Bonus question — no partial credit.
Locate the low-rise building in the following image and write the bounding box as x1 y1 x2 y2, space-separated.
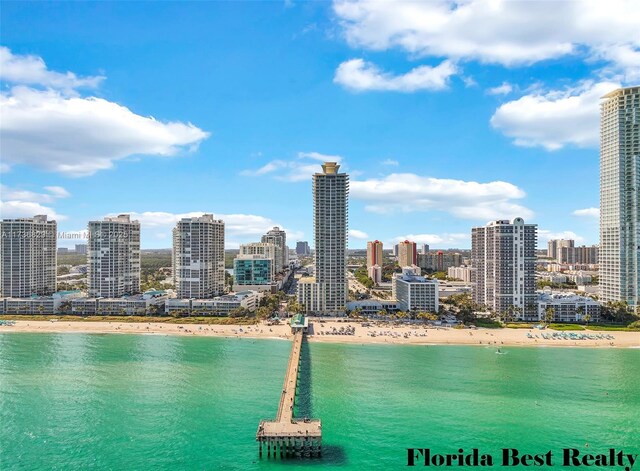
537 292 601 322
346 299 399 316
392 268 439 312
447 265 475 283
165 290 262 316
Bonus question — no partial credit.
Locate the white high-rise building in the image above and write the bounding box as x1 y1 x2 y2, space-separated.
600 86 639 308
297 162 348 314
88 214 140 298
261 226 287 271
0 215 57 297
471 218 537 320
173 214 225 299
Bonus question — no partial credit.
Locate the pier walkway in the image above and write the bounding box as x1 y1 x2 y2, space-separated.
256 325 321 458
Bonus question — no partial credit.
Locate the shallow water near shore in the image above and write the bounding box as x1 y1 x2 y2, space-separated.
1 333 638 470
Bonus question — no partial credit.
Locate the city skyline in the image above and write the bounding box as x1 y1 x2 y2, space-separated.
2 2 636 250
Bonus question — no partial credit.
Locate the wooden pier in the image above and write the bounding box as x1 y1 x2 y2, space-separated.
256 327 321 458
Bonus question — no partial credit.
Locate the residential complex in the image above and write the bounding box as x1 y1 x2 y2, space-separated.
262 226 287 271
298 162 349 314
547 239 574 260
397 240 417 268
296 241 311 256
234 255 273 285
447 265 475 283
548 239 598 265
88 214 140 298
0 215 57 298
599 86 639 308
537 292 601 323
172 214 225 299
471 218 537 320
417 251 463 272
366 240 383 268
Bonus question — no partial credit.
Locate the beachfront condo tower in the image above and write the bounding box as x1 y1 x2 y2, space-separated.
0 215 57 297
297 162 349 314
173 214 225 299
600 86 640 308
397 240 418 268
88 214 141 298
366 240 383 268
261 226 287 271
471 218 537 321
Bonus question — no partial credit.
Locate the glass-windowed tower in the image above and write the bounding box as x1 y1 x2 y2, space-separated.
600 86 639 308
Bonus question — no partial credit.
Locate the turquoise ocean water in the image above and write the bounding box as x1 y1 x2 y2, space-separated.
1 333 638 470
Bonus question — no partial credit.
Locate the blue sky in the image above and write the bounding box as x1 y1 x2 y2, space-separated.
1 1 638 249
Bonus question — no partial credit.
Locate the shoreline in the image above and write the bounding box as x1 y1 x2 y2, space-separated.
1 320 638 348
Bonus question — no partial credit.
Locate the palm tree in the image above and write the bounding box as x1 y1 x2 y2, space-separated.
584 313 592 327
544 306 555 326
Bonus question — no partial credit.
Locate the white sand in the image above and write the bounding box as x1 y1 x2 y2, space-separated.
1 320 638 348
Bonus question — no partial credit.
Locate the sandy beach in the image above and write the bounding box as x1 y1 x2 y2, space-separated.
1 320 638 348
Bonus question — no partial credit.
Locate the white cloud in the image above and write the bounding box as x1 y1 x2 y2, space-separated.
1 184 70 203
0 48 210 176
487 82 513 96
0 46 104 93
0 200 66 221
350 173 533 221
110 211 302 249
349 229 369 239
334 58 457 92
392 233 469 248
490 80 619 150
538 229 584 244
333 0 640 76
0 184 70 221
381 159 399 166
240 152 345 182
573 207 600 218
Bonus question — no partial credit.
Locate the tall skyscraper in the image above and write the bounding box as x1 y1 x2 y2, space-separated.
471 218 537 320
0 215 57 297
173 214 225 299
297 162 348 314
421 243 430 255
366 240 383 268
397 240 417 268
261 226 287 270
600 86 639 308
296 241 311 256
88 214 140 298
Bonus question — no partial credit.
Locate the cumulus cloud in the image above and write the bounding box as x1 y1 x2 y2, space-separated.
334 58 458 92
487 82 513 96
0 48 210 176
350 173 533 221
538 229 584 244
0 184 69 220
490 81 620 150
109 211 302 249
333 0 640 75
349 229 369 239
573 207 600 218
392 233 469 248
0 184 70 220
240 152 345 182
0 46 104 93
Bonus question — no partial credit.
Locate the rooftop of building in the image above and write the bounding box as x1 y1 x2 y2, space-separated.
298 276 316 283
602 85 640 98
